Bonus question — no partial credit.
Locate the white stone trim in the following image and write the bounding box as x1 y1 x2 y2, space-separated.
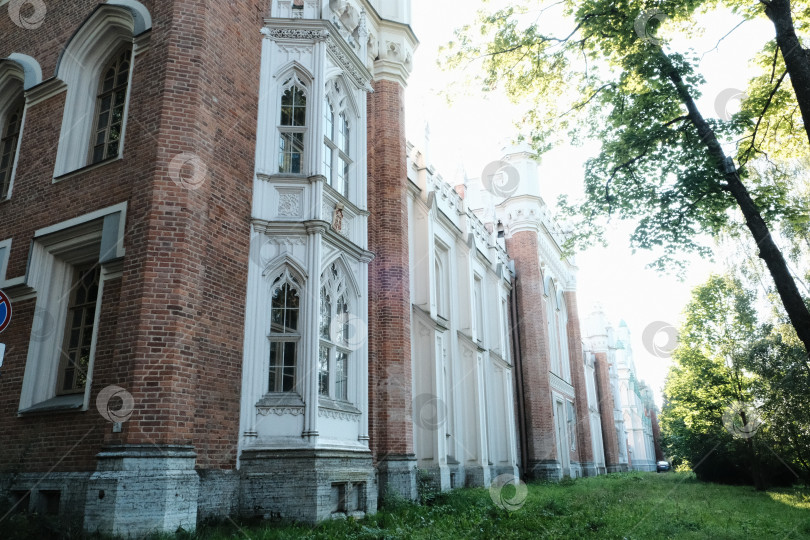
0 61 26 200
53 5 141 177
17 204 127 412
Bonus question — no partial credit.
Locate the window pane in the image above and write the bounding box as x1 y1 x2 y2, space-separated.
320 287 331 339
278 132 304 174
324 102 333 140
0 97 23 198
57 264 101 394
323 144 332 180
282 342 296 392
335 351 348 401
337 296 349 344
269 341 280 391
92 47 132 164
319 346 329 396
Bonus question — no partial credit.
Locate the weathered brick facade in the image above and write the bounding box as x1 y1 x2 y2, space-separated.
594 352 622 472
564 290 596 476
505 230 558 479
367 78 416 497
0 0 641 535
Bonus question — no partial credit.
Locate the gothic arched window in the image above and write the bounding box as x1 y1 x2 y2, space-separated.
279 79 307 174
91 47 132 164
268 271 301 393
322 83 352 197
0 94 23 199
319 262 352 401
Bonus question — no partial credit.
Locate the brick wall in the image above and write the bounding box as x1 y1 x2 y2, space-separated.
594 352 620 469
0 0 261 474
563 291 595 467
366 79 414 462
505 231 556 469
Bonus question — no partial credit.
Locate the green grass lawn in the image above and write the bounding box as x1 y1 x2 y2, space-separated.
184 472 810 540
7 472 810 539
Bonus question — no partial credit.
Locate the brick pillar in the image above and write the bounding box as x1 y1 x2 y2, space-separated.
506 231 559 480
367 79 416 500
563 291 596 476
651 409 665 462
594 352 621 472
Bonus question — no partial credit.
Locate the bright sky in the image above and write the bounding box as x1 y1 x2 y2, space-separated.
405 0 776 405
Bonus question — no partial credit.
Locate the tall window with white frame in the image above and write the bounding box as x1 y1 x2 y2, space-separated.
473 275 484 343
268 272 301 393
319 263 351 401
547 285 561 377
323 94 351 197
0 94 23 199
91 47 132 164
557 297 571 381
279 79 306 174
56 263 101 395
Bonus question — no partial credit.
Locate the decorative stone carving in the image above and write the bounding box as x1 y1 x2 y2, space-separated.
318 407 361 421
278 191 302 217
263 27 329 41
326 36 371 90
331 204 345 232
257 406 305 416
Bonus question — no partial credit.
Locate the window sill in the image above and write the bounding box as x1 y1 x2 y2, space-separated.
257 393 305 408
53 155 122 183
18 394 85 416
318 397 360 415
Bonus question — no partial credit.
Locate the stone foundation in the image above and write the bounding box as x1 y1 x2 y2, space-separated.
83 445 199 537
239 448 376 523
376 454 417 503
579 461 599 477
526 459 562 481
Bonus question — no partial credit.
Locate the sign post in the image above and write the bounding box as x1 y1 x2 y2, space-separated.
0 289 11 334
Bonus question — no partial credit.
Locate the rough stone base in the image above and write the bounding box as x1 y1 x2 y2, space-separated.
606 463 627 473
464 464 490 488
526 460 562 481
376 454 417 503
579 461 599 477
240 448 376 523
491 465 520 484
198 469 240 520
83 445 199 538
2 471 91 520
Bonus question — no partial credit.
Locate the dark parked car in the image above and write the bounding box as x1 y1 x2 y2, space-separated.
656 460 671 472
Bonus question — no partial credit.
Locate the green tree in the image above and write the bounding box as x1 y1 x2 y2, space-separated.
443 0 810 362
660 275 765 486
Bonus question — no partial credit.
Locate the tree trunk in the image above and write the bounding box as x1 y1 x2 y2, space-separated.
662 54 810 366
763 0 810 146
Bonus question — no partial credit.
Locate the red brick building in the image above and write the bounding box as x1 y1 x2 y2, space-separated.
0 1 636 535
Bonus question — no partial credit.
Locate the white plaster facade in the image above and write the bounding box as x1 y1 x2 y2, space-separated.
236 0 416 520
406 145 519 490
463 145 586 479
583 309 657 473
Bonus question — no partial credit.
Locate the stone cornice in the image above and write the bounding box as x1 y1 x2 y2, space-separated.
25 77 66 107
262 19 373 92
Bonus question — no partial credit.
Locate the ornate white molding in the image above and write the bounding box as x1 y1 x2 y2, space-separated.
278 190 303 218
262 27 329 41
257 406 305 416
318 407 361 421
326 35 373 91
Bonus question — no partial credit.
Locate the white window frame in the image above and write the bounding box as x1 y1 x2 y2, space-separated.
53 4 148 177
318 260 356 403
322 81 354 198
277 75 308 175
0 62 27 200
266 269 302 394
18 203 127 413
